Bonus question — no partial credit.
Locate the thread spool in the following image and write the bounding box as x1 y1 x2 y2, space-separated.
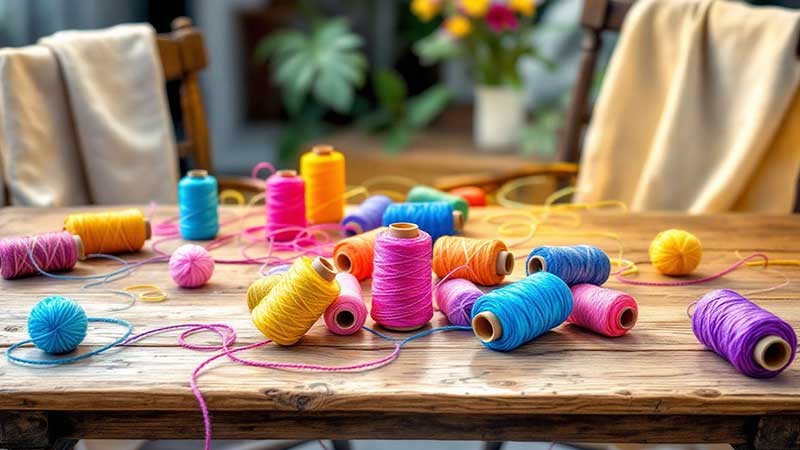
169 244 214 288
0 232 84 280
178 170 220 240
64 209 150 254
333 226 387 281
324 272 368 335
246 274 283 311
526 245 610 286
471 272 573 352
692 289 796 378
433 236 514 286
341 195 393 236
408 185 470 222
382 202 463 242
251 256 340 345
449 186 486 207
650 229 702 276
266 170 307 241
569 284 638 337
435 278 483 326
301 145 346 224
371 223 434 331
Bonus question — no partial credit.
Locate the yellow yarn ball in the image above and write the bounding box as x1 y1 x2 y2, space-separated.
649 229 702 276
246 274 282 311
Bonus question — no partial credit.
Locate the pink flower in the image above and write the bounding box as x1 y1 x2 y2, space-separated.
484 3 518 33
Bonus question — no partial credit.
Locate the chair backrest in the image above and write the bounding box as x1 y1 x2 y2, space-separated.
156 17 213 173
557 0 633 164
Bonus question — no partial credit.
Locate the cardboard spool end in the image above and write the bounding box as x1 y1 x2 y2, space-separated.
311 257 337 282
72 235 86 261
389 222 419 238
452 211 464 232
496 251 514 276
277 169 297 177
618 307 637 330
527 255 547 274
754 335 792 371
335 310 357 330
312 145 334 155
334 252 353 273
144 220 152 240
188 169 208 178
473 311 503 343
342 221 363 236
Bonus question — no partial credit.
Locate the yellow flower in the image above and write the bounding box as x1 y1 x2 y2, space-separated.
509 0 536 16
460 0 490 18
444 15 472 38
411 0 441 22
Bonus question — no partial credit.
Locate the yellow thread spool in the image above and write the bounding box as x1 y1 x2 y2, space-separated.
649 229 702 276
246 274 282 311
300 145 346 224
64 209 151 254
251 256 340 345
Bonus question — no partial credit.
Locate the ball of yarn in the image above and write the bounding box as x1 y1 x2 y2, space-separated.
169 244 215 288
649 229 701 276
28 296 88 354
247 274 282 311
449 186 486 207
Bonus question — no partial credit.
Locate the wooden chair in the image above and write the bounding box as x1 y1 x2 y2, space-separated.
157 17 264 195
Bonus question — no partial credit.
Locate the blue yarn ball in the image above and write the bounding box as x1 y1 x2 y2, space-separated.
28 296 88 354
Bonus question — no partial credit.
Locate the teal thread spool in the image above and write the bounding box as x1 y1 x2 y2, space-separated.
407 185 470 222
179 169 219 240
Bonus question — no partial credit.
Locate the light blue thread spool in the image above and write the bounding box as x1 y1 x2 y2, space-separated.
407 185 470 222
179 169 219 240
382 202 462 242
471 272 573 352
526 245 610 286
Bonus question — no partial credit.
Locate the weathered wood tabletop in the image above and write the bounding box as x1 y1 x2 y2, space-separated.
0 206 798 449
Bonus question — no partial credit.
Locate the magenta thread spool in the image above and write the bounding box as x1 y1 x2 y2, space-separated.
568 284 637 337
0 232 84 279
324 272 368 335
266 170 307 241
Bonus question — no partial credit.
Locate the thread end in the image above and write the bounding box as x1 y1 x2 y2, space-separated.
452 211 464 232
188 169 208 178
473 311 502 343
618 307 637 330
527 255 546 274
389 222 420 238
312 257 337 282
754 335 792 371
312 145 334 155
496 250 514 276
72 235 86 261
276 169 297 177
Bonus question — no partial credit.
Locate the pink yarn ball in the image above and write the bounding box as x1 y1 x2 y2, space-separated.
169 244 214 288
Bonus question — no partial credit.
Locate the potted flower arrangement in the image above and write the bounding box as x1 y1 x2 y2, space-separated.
412 0 548 150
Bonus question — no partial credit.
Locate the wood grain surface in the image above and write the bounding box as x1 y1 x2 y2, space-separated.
0 206 798 431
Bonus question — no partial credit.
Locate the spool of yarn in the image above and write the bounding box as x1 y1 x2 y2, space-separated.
449 186 486 207
692 289 797 378
246 274 283 311
471 272 573 352
408 185 470 221
251 256 340 345
372 223 434 331
650 229 702 276
433 236 514 286
569 284 638 337
526 245 610 286
64 209 151 254
301 145 346 224
435 278 483 326
178 169 220 240
333 226 387 281
0 232 84 280
382 202 463 242
169 244 215 288
266 170 306 241
324 272 368 335
341 194 392 236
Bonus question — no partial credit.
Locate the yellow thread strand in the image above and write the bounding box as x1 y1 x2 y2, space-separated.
64 209 147 254
251 257 340 345
124 284 168 303
218 189 246 206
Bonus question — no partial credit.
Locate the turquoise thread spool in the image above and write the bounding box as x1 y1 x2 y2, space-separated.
179 169 219 240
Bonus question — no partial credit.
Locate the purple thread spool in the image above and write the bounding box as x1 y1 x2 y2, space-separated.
0 232 84 280
341 195 393 236
435 278 483 326
692 289 797 378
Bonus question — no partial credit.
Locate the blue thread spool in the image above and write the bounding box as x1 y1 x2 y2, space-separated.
382 202 463 242
407 185 470 222
526 245 610 286
471 272 573 352
179 169 219 240
341 195 393 236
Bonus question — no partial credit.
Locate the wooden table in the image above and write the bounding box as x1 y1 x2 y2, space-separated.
1 206 798 450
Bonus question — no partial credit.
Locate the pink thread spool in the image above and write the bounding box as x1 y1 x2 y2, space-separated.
435 278 483 326
266 170 307 241
371 223 434 331
568 284 638 337
0 232 84 280
324 272 368 335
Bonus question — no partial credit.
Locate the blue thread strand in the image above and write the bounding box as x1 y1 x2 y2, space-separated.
362 325 472 346
526 245 610 286
179 171 219 240
341 195 393 236
471 272 573 352
382 202 456 242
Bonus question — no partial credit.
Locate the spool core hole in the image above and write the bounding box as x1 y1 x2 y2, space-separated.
336 310 356 329
335 253 353 272
618 308 637 329
389 222 419 238
497 251 514 275
763 341 791 369
472 312 501 342
527 256 545 274
312 257 337 281
188 169 208 178
277 169 297 177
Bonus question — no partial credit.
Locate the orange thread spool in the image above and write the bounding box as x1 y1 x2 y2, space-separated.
333 226 387 281
433 236 514 286
449 186 486 207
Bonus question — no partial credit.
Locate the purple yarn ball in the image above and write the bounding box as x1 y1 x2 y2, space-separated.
169 244 214 288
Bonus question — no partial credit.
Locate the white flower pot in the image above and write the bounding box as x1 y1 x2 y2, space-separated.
474 85 525 151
